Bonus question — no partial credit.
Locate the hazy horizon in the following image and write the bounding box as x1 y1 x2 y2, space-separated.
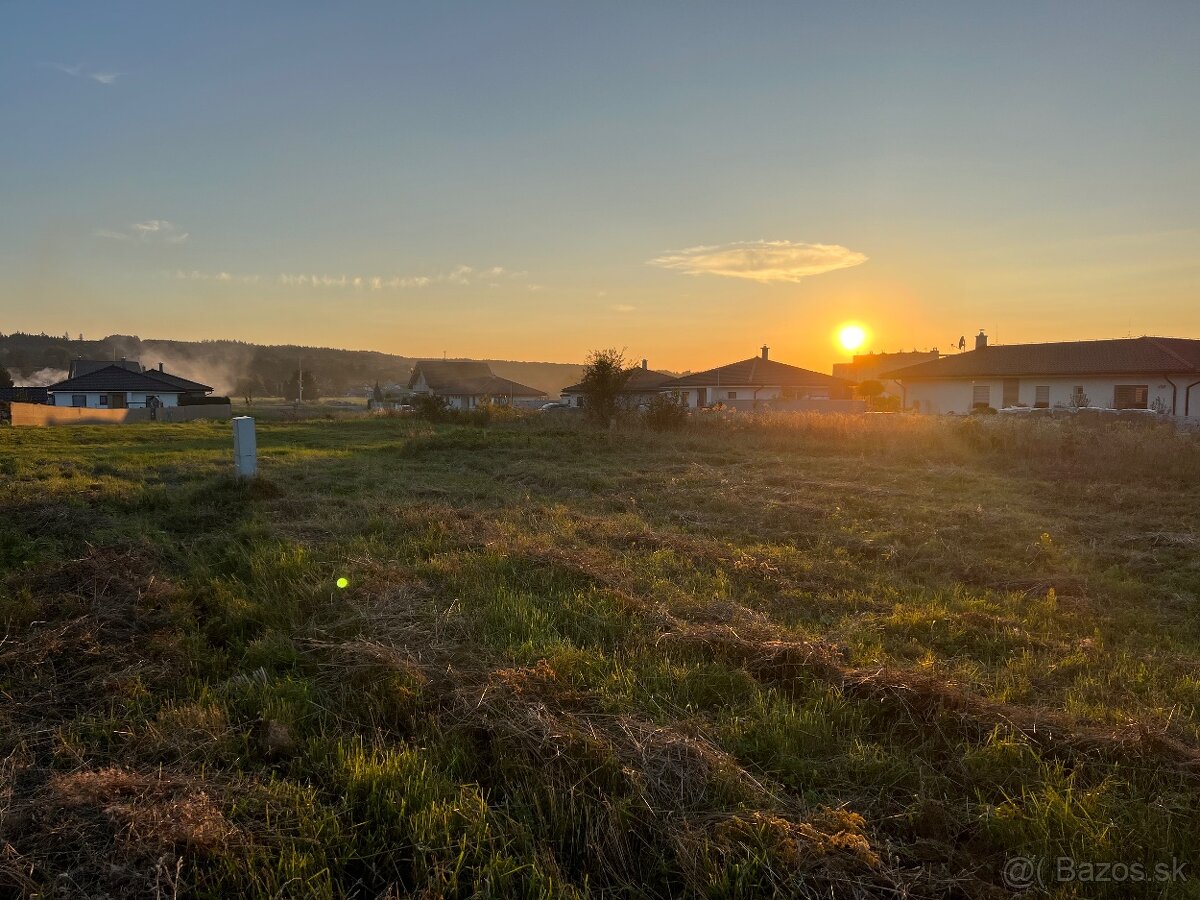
3 2 1198 372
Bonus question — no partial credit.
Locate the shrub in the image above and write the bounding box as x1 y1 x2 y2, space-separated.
643 392 689 431
411 394 451 422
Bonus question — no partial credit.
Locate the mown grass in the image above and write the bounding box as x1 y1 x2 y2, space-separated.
0 413 1198 898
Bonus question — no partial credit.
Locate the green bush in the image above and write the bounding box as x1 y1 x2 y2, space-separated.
411 394 451 422
642 392 689 431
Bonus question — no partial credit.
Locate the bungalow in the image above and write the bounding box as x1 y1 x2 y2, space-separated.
408 360 545 410
46 364 213 409
560 359 674 409
832 350 941 401
661 346 854 410
885 332 1200 416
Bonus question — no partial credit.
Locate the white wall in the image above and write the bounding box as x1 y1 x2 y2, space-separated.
444 394 541 410
52 391 181 408
905 377 1178 415
679 384 838 407
561 390 666 409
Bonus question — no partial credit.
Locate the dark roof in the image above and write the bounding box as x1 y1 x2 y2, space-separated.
662 356 849 389
408 360 492 390
46 365 210 394
562 367 675 394
883 337 1200 380
140 369 213 392
408 360 545 397
69 359 142 378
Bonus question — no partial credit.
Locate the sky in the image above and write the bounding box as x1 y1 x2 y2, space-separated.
2 1 1198 372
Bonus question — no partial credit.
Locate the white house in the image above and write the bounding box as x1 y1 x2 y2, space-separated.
832 349 941 402
46 363 213 409
561 359 675 409
408 360 545 410
885 332 1200 416
660 346 855 410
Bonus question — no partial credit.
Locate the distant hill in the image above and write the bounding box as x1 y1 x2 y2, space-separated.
0 332 586 398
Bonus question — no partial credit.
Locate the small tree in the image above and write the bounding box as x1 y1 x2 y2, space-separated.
283 370 321 402
235 377 257 406
372 381 385 402
579 349 632 424
0 365 12 389
855 379 885 409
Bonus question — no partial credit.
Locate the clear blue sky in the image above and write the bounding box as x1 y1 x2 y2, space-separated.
2 2 1197 369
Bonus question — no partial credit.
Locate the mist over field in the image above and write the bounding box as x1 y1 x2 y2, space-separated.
0 332 589 397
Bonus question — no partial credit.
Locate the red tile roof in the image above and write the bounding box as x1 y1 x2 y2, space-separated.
562 367 675 394
884 337 1200 380
408 360 545 397
663 356 849 389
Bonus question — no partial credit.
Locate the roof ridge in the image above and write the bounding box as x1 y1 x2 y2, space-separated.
1143 337 1198 372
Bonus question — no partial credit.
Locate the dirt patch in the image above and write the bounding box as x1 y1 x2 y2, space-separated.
0 766 236 897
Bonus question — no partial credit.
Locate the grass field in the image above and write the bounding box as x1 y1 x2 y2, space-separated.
1 413 1198 898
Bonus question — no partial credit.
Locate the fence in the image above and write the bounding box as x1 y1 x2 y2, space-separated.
10 402 233 427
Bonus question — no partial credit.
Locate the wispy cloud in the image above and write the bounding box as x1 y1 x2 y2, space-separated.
649 240 867 284
47 62 120 85
174 270 260 284
164 263 539 292
277 265 532 291
97 219 189 244
610 304 636 313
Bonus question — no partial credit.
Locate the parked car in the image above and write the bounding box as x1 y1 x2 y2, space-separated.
540 401 571 411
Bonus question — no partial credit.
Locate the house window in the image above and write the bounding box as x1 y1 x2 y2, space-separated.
1034 385 1050 408
1113 385 1148 410
71 394 87 407
1002 379 1020 407
809 387 830 400
99 395 108 407
727 391 737 400
972 384 991 408
1070 386 1088 407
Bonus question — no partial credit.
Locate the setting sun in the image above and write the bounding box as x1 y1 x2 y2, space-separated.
838 324 867 352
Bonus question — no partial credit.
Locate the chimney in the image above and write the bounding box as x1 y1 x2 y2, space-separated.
641 358 648 370
159 362 164 372
975 330 988 350
761 345 769 360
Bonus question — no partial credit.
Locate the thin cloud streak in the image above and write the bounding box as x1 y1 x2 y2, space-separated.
650 240 867 283
97 219 189 243
47 62 120 85
278 265 532 290
174 270 260 284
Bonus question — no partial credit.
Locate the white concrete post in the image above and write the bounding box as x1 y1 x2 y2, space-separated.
232 416 258 478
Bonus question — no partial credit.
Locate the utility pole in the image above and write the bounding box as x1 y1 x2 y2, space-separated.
297 357 303 405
